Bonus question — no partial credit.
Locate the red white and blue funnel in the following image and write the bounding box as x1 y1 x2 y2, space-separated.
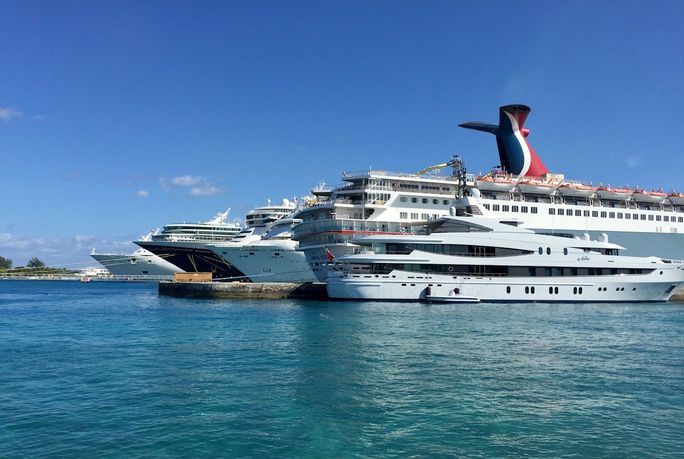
459 104 548 177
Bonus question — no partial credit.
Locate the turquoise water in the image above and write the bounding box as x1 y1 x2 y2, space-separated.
1 281 683 458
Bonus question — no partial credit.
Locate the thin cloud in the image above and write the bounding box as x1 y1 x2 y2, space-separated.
0 107 24 122
136 189 150 198
160 175 223 197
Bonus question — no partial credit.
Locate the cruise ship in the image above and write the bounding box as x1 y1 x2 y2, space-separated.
90 232 184 277
291 104 684 282
209 216 317 283
136 201 296 279
327 195 684 302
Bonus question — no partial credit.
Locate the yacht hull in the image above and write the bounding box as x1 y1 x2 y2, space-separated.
136 241 245 280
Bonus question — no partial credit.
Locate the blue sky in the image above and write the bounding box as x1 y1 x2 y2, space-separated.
1 0 683 266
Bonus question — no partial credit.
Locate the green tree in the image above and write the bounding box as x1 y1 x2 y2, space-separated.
27 257 46 269
0 256 12 270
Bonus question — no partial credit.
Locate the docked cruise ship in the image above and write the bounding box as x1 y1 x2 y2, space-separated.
137 201 296 279
90 232 184 277
291 104 684 281
327 196 684 302
209 216 317 283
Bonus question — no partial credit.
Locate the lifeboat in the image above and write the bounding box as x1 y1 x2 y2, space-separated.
668 192 684 206
557 183 595 198
632 190 668 204
517 179 557 195
474 175 515 192
596 186 633 201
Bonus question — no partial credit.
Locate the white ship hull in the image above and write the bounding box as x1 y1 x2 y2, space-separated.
211 239 317 283
327 270 683 303
90 252 183 276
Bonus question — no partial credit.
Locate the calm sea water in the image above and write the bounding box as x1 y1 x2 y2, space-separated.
1 280 683 458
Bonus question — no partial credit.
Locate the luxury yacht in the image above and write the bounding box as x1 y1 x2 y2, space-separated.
326 197 684 302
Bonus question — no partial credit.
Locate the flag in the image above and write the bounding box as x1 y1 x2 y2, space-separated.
325 248 335 262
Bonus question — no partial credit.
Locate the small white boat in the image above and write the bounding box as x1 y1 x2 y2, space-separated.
596 186 633 201
425 294 480 304
517 180 557 195
557 183 595 198
668 193 684 206
632 190 668 204
475 176 515 192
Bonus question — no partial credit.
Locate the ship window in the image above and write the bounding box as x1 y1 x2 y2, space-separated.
579 287 583 294
421 213 429 220
483 204 491 210
656 215 662 221
633 213 638 219
411 213 418 219
592 211 599 217
422 198 428 204
411 198 417 203
502 205 510 211
538 247 543 255
575 210 582 216
443 200 449 205
664 216 669 222
609 212 615 218
506 286 511 294
555 287 559 294
531 207 538 214
648 215 654 221
549 286 553 294
641 214 647 220
546 247 551 255
617 212 623 219
679 217 684 223
583 210 590 217
573 287 577 294
531 286 535 294
525 286 529 294
433 199 439 204
549 208 556 215
563 248 568 255
400 212 408 219
558 209 564 215
512 205 519 212
625 214 631 219
493 204 500 211
400 197 407 202
601 211 607 218
521 206 528 213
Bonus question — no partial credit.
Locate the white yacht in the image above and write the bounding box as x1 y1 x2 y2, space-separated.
327 196 684 302
136 202 296 279
209 217 317 283
292 104 684 281
90 232 184 277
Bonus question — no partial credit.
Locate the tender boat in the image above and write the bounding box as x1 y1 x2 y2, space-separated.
632 190 669 204
517 179 557 195
475 175 516 192
668 192 684 206
557 183 595 198
596 186 633 201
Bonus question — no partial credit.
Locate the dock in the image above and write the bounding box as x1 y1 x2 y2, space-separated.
158 281 328 300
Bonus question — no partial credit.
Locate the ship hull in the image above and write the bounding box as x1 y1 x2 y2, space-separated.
136 241 245 280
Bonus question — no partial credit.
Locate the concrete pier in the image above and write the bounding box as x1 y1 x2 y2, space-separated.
159 281 328 300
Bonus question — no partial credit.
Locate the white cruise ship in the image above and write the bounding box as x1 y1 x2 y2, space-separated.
136 201 296 280
90 232 184 277
327 196 684 302
209 217 317 283
292 104 684 281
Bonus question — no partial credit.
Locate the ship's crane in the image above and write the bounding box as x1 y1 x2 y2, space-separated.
416 155 468 198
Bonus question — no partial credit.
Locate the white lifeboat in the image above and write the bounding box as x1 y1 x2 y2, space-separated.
667 192 684 206
517 179 557 195
596 186 632 201
556 183 595 198
474 175 515 192
632 190 668 204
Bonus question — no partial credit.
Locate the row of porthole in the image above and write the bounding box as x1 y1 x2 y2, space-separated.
538 247 569 255
504 286 581 294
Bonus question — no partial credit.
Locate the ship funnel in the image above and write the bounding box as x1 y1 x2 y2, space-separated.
460 104 549 177
599 233 609 243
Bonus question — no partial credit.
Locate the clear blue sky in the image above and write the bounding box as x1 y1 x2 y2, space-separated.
1 0 683 266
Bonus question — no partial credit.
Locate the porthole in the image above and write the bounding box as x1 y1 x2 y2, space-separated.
616 287 620 291
448 266 454 272
531 286 535 294
549 287 554 294
525 286 529 294
538 247 543 255
563 248 568 255
579 287 583 294
506 286 511 294
632 287 636 291
660 271 663 275
554 287 559 294
573 287 577 294
546 247 551 255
